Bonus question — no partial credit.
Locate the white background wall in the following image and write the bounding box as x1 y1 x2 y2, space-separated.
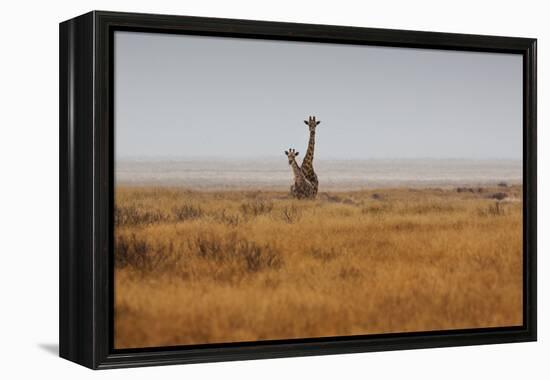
0 0 547 378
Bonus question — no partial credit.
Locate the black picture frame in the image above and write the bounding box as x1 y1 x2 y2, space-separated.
59 10 537 369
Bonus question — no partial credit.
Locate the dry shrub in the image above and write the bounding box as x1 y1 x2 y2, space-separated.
281 205 301 223
342 198 357 205
115 233 176 272
362 203 390 215
309 247 338 262
115 205 166 226
478 202 506 217
172 204 204 221
488 192 508 201
190 234 283 273
400 202 457 215
319 192 343 203
241 241 283 272
338 266 362 280
213 209 241 226
191 234 224 260
240 199 274 217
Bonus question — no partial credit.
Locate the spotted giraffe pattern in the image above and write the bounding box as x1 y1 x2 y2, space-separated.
301 116 320 197
285 148 316 199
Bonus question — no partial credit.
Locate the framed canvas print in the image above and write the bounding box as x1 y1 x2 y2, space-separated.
59 11 537 369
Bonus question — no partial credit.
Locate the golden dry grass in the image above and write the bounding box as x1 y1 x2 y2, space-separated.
114 185 523 349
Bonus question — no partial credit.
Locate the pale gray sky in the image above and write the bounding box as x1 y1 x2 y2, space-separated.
114 31 522 160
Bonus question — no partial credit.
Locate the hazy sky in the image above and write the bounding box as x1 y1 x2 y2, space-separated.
114 31 522 160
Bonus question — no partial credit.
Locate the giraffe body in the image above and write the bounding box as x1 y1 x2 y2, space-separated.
301 116 320 197
285 149 316 199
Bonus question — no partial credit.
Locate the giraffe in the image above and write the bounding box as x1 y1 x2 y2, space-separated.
301 115 320 197
285 148 316 199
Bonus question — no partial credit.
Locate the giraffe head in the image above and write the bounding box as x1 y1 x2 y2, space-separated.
304 115 321 132
284 148 299 165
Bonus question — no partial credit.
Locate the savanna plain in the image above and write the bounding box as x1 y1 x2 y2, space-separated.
114 185 522 348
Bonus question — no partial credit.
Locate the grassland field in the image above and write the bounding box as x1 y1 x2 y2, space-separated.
114 185 522 349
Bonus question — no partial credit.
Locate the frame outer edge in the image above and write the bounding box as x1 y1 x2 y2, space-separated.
527 38 537 340
57 10 538 369
59 11 96 369
59 17 72 362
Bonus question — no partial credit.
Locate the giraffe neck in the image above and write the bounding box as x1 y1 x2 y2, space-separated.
302 130 315 171
290 160 306 183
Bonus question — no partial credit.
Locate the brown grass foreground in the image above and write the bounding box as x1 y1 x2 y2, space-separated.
114 185 523 349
